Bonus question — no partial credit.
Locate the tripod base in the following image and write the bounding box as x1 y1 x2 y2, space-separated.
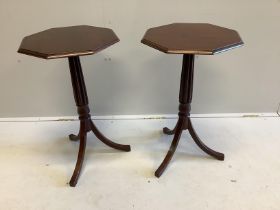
155 116 224 178
68 116 130 187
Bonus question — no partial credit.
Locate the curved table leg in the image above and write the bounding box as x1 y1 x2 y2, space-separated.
155 121 183 178
90 121 131 152
188 119 224 161
69 132 87 187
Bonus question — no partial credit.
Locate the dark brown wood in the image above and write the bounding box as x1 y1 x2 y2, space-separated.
142 23 243 55
18 26 130 187
68 56 130 187
155 54 224 178
18 25 119 59
142 23 243 177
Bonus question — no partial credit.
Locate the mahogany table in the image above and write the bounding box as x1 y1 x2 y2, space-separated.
141 23 244 177
18 25 131 187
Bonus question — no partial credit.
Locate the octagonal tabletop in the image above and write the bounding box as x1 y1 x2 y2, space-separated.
18 25 119 59
141 23 243 55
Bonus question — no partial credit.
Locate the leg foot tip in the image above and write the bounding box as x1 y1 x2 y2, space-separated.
154 171 162 178
163 127 173 135
218 153 225 161
69 134 79 141
69 180 77 187
124 145 131 152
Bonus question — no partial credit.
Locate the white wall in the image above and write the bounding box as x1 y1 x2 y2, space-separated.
0 0 279 117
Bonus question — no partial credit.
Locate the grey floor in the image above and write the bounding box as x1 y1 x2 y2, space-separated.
0 117 279 210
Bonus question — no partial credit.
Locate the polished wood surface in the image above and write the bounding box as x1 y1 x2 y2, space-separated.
142 23 243 55
18 25 119 59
